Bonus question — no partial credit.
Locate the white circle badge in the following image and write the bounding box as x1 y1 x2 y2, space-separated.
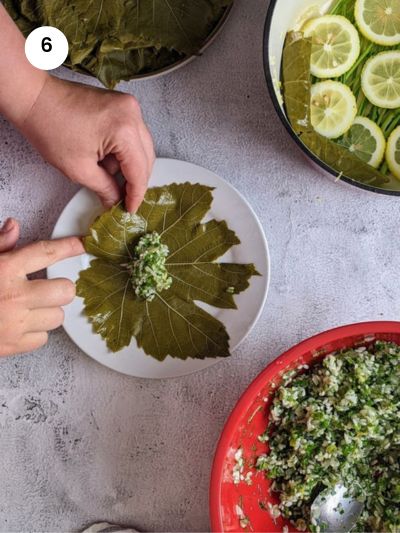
25 26 69 70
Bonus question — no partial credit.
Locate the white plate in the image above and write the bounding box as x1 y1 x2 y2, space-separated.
48 158 270 378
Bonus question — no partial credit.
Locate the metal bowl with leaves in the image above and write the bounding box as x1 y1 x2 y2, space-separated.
4 0 233 87
263 0 400 196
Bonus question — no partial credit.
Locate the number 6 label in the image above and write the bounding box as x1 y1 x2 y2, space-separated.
41 37 52 53
25 26 68 70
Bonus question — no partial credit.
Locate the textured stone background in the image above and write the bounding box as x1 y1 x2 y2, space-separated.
1 0 400 531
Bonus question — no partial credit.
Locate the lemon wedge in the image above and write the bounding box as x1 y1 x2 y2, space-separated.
310 81 357 139
355 0 400 46
361 51 400 108
339 116 386 168
303 15 361 78
386 126 400 179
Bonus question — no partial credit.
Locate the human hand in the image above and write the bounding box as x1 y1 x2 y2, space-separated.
20 76 155 213
0 218 84 357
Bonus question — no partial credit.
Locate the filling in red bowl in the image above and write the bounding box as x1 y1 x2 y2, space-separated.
210 321 400 533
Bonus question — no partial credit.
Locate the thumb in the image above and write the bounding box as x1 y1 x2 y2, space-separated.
0 218 20 253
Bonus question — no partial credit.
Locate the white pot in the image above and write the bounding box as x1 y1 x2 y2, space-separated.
263 0 400 196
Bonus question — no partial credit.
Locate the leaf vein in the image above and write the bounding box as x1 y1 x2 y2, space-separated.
156 293 222 349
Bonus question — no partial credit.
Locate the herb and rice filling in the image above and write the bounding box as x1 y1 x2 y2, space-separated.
257 341 400 532
128 232 172 302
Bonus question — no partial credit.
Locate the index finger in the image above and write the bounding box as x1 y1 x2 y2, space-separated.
11 237 85 275
114 128 154 213
118 140 149 213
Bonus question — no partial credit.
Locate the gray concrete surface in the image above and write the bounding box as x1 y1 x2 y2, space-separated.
1 0 400 531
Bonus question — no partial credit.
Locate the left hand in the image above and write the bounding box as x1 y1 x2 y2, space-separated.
21 76 155 213
0 218 84 357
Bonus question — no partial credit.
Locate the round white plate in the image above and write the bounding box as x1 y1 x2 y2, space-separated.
48 158 270 378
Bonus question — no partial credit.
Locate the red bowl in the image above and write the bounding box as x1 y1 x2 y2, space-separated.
210 321 400 532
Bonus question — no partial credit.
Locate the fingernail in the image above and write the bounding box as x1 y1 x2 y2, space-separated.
1 218 14 233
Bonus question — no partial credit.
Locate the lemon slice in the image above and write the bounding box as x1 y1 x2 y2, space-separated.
310 81 357 139
339 116 386 167
355 0 400 46
386 125 400 178
361 51 400 108
303 15 361 78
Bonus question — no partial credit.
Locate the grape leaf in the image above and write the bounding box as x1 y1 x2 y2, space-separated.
77 183 259 360
4 0 232 88
282 31 390 188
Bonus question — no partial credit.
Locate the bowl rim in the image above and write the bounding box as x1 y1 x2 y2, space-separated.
262 0 400 197
209 320 400 531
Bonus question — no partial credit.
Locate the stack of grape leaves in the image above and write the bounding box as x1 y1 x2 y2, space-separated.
4 0 233 87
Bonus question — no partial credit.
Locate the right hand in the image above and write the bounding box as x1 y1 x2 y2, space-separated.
0 218 84 357
21 77 155 213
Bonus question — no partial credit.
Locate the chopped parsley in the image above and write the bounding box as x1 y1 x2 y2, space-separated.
128 232 172 301
257 341 400 532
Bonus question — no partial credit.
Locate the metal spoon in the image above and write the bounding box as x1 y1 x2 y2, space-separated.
310 484 364 533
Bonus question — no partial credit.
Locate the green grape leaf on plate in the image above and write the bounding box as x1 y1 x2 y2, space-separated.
282 31 390 188
77 183 259 361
